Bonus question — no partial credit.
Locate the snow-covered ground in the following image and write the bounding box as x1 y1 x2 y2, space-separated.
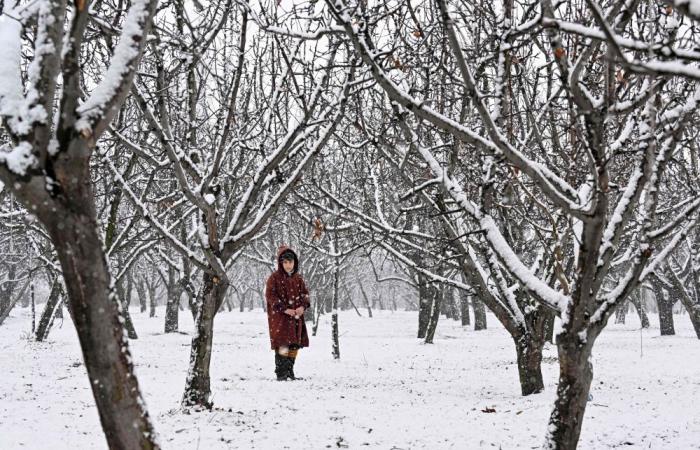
1 306 699 449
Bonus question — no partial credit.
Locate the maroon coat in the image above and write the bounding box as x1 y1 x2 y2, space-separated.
265 246 311 349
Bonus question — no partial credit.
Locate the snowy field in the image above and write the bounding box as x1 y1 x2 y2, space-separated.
1 307 699 450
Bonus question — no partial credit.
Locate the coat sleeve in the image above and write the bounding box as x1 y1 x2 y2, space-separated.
300 277 311 309
266 274 285 313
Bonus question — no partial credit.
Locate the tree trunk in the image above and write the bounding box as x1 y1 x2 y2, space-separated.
55 299 64 318
121 296 138 339
417 278 430 338
312 295 324 336
31 284 35 333
665 269 700 339
0 263 18 318
164 267 180 333
331 260 341 359
544 334 594 450
424 284 442 344
473 296 487 330
451 290 460 320
459 289 470 326
344 289 363 317
116 276 138 339
324 293 333 313
182 272 228 408
441 288 451 319
0 278 30 327
514 335 545 396
136 278 147 313
683 303 700 339
35 279 63 342
44 212 158 449
306 297 315 324
614 301 627 324
21 275 31 308
654 284 675 336
543 310 556 343
358 282 373 318
148 283 157 318
630 292 650 328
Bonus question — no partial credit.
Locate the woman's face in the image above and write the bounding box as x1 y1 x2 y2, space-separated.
282 258 295 273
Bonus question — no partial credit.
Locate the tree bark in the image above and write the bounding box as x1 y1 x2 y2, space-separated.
238 291 245 312
358 282 373 318
55 299 64 318
665 269 700 339
0 263 18 318
543 310 556 343
544 334 594 450
312 294 325 336
35 279 63 342
653 283 675 335
514 334 545 396
424 283 442 344
450 289 460 320
136 278 147 313
0 277 31 326
417 277 430 338
614 301 627 324
682 302 700 339
331 259 341 359
44 212 158 449
306 297 316 323
630 292 650 328
121 295 138 339
31 284 35 333
459 289 470 326
182 271 228 408
473 296 487 330
116 275 138 339
148 283 157 318
164 267 181 333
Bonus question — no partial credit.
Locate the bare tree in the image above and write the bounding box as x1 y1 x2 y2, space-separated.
0 2 159 447
325 0 700 447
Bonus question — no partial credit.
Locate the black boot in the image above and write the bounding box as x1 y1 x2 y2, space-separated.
275 354 287 381
288 357 302 381
284 357 295 380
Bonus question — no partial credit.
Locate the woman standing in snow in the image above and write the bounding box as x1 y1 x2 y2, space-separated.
265 246 311 380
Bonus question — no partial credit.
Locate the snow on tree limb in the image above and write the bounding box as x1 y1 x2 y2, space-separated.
75 0 158 140
0 12 29 137
328 0 595 221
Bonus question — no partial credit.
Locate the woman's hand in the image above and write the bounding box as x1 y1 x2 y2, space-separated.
294 306 305 316
284 309 296 316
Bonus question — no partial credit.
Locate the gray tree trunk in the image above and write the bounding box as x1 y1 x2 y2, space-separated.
417 277 430 338
35 279 63 342
545 336 594 450
164 266 181 333
473 296 487 330
652 282 675 335
136 277 147 313
614 301 628 324
424 284 442 344
459 289 470 326
44 209 158 449
331 258 341 359
630 292 650 328
182 272 229 408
